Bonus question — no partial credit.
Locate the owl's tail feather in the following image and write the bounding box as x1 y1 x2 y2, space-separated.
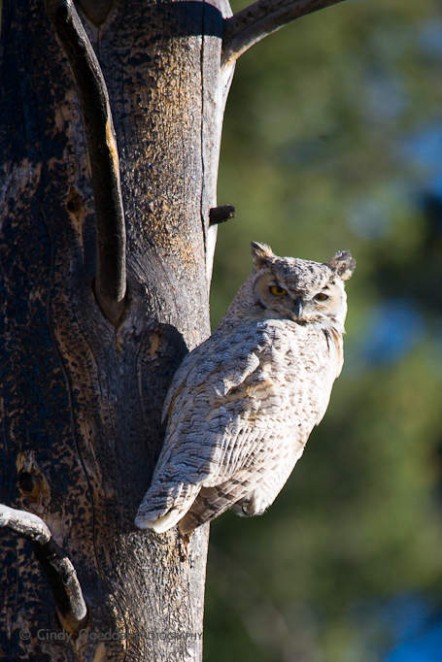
178 481 250 536
135 507 182 533
136 477 251 536
134 484 200 533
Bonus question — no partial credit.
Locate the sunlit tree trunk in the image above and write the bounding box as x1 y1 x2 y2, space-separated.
0 1 232 658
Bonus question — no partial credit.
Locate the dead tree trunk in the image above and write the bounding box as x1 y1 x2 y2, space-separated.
0 0 344 659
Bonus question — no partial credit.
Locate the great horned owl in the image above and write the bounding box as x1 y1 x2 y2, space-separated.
135 242 355 537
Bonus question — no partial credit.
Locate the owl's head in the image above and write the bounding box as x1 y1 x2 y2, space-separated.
250 242 355 329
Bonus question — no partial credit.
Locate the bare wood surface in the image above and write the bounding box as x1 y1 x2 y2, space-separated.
45 0 127 325
0 0 230 658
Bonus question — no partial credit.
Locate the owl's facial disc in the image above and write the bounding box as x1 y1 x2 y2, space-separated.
253 269 347 327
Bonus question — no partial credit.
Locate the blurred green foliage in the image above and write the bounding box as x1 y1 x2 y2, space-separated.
207 1 442 660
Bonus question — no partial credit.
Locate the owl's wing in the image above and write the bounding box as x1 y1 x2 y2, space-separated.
161 330 262 423
136 321 280 531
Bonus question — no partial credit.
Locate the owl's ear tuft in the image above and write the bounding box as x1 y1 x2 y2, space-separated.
251 241 274 270
328 251 356 281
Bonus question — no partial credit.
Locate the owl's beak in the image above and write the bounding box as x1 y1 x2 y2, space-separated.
293 297 303 319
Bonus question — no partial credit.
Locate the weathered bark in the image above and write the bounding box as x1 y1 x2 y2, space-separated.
45 0 128 326
0 0 346 659
0 1 232 659
0 505 87 634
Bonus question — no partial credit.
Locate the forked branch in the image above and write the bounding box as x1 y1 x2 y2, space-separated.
45 0 127 325
0 505 87 633
222 0 346 65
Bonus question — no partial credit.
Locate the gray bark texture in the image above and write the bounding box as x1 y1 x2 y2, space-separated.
0 0 232 659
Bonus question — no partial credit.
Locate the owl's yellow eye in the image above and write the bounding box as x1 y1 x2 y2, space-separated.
314 292 329 302
269 285 287 297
